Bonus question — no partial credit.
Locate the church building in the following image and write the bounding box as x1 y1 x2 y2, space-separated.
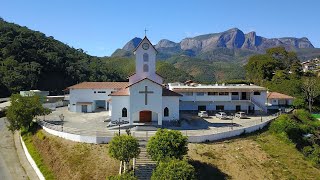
67 36 182 125
67 36 270 126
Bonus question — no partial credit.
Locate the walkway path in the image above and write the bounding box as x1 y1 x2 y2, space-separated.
0 117 38 180
135 141 156 180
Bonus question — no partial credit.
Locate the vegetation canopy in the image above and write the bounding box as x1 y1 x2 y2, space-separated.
6 94 50 132
147 129 188 162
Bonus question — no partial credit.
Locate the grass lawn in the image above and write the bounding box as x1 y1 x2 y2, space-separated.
312 114 320 119
188 131 320 180
23 130 119 180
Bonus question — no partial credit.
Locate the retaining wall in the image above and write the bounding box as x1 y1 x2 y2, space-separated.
20 136 45 180
188 120 270 143
42 126 112 144
41 117 274 144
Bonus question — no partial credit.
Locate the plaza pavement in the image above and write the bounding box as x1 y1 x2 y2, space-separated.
41 107 274 137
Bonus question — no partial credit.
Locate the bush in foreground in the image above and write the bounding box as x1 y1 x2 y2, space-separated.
147 129 188 162
107 172 137 180
108 135 140 172
151 159 195 180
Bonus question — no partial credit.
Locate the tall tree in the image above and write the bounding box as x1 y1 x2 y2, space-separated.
301 77 320 112
6 94 51 131
108 135 140 173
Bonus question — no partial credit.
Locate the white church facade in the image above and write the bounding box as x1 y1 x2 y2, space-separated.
68 37 181 125
67 36 269 126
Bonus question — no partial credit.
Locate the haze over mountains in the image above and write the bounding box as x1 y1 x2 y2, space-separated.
112 28 319 62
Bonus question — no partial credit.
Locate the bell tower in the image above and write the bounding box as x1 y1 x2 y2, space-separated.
128 36 163 85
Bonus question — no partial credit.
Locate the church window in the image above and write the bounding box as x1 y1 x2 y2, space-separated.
143 64 149 72
122 108 127 117
143 53 149 62
164 107 169 117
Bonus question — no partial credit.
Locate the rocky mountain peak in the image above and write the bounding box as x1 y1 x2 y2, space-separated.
122 37 142 51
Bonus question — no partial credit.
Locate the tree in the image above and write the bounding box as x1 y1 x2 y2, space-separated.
6 94 51 132
245 54 278 84
151 159 195 180
107 172 137 180
301 77 320 112
108 135 140 173
147 129 188 162
293 98 306 109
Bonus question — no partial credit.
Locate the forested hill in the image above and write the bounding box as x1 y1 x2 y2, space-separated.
0 19 192 97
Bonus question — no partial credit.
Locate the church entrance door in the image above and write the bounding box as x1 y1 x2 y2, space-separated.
139 111 152 122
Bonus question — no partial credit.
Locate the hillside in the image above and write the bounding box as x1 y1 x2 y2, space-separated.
0 19 192 97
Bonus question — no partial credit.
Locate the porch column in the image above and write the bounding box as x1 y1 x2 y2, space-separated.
157 113 162 126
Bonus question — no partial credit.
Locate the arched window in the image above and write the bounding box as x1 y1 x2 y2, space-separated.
143 53 149 62
122 108 127 117
164 107 169 117
143 64 149 72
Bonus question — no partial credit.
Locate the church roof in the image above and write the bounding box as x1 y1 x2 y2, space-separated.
133 36 158 54
109 88 129 96
162 88 182 96
127 72 164 79
126 78 164 88
109 86 182 97
67 82 129 89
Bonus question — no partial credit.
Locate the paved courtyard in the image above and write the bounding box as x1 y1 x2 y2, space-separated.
41 107 273 136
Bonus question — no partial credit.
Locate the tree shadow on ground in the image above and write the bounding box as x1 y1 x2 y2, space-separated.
189 159 230 180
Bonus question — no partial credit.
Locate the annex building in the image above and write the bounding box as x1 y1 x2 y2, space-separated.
67 36 269 125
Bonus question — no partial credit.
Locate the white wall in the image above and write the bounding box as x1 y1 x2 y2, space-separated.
129 79 163 125
111 96 130 122
180 101 252 111
162 96 180 121
69 88 115 112
251 91 267 111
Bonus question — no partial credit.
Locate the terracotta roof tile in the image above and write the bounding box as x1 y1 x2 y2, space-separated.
67 82 129 89
267 92 294 99
109 88 129 96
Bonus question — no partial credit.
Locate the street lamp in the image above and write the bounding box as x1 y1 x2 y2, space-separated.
59 113 64 132
118 118 121 135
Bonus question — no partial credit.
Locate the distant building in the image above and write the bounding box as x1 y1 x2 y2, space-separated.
168 82 267 114
266 92 294 109
20 90 49 97
301 58 320 72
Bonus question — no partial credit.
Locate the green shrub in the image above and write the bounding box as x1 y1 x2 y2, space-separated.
147 129 188 162
294 109 316 122
107 172 137 180
292 98 306 109
270 114 297 134
151 159 195 180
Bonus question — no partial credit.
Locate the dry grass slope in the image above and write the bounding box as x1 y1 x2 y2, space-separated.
27 130 119 180
188 131 320 180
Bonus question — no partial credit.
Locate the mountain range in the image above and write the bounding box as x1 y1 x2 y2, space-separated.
112 28 319 62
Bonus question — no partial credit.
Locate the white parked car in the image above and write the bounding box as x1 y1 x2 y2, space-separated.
215 112 228 119
198 111 209 118
235 112 247 119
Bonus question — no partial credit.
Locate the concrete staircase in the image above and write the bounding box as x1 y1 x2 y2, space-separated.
134 141 156 180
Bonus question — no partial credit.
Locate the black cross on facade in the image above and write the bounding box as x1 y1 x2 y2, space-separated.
139 86 153 105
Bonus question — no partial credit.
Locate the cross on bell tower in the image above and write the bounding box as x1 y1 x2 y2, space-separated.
144 28 148 36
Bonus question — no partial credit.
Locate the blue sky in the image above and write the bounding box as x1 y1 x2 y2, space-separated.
0 0 319 57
